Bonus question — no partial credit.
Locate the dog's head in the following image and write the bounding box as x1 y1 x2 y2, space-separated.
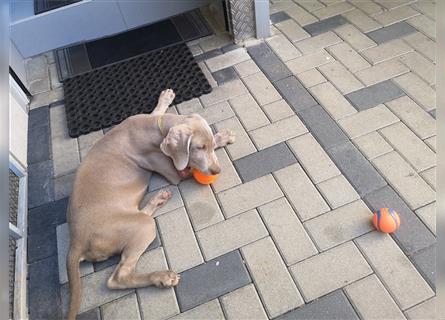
160 114 221 175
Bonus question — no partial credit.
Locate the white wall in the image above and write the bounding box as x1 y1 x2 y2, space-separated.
9 82 28 169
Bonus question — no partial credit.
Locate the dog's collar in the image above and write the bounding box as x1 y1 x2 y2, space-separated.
157 116 166 137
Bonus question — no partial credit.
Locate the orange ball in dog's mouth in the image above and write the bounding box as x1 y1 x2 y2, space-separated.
192 168 219 185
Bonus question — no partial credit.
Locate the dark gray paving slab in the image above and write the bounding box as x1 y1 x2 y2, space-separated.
234 142 297 182
28 160 54 209
326 142 387 197
221 43 242 53
247 43 292 82
78 308 101 320
298 105 349 150
345 80 405 111
195 49 224 63
366 22 417 44
175 250 251 312
28 225 58 263
429 109 436 119
28 197 69 235
212 67 239 85
29 105 50 129
28 255 62 319
304 15 349 36
411 244 436 291
270 11 291 24
364 186 436 256
274 76 318 112
277 290 359 320
28 123 51 165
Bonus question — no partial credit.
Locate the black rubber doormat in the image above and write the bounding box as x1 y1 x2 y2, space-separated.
63 43 212 138
55 9 212 81
34 0 81 14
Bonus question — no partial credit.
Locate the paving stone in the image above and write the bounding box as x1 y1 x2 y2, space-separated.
355 60 409 86
405 297 436 320
29 105 50 129
411 244 436 290
407 15 436 39
344 274 405 319
270 11 291 24
266 34 302 62
318 61 364 94
286 50 334 74
261 99 294 122
294 31 342 54
277 290 359 320
198 61 217 88
372 151 435 210
212 148 241 193
274 164 330 221
197 209 268 260
393 72 435 112
355 232 434 310
188 44 203 56
78 308 100 320
274 76 318 112
28 256 62 319
343 9 382 33
294 0 325 13
28 197 68 234
259 198 318 265
77 130 104 156
403 32 435 62
305 200 373 250
338 104 399 139
284 2 318 26
243 72 282 106
353 131 393 160
296 68 327 87
249 115 307 150
298 104 349 150
28 160 54 208
28 123 51 165
303 15 348 36
196 101 234 125
317 175 360 209
374 5 419 27
287 133 340 184
141 185 183 218
218 174 283 217
399 51 435 85
233 59 261 78
334 23 377 51
156 207 203 272
101 293 141 320
364 185 436 256
52 134 80 177
374 0 413 10
309 82 357 120
175 250 251 311
346 80 404 111
148 173 170 192
49 62 62 89
171 300 224 320
420 166 436 191
233 143 297 182
425 135 436 152
199 34 232 52
275 19 311 42
25 55 50 94
290 241 372 301
366 21 417 44
205 48 250 72
241 237 304 318
229 93 270 129
411 1 435 20
326 42 370 73
361 39 413 64
415 202 436 235
212 67 239 85
380 122 435 172
327 141 387 196
29 87 64 110
220 284 268 319
312 1 354 19
54 172 75 201
246 43 292 82
349 0 383 15
200 79 248 106
214 117 257 160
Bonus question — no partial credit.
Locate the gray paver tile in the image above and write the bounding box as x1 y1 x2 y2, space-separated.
200 79 248 107
28 160 54 208
342 9 382 33
148 173 170 192
355 60 409 86
411 244 436 290
345 80 405 111
425 135 436 152
366 21 417 44
217 174 283 218
290 241 372 301
334 23 377 51
286 50 334 74
298 104 349 150
361 39 413 64
205 48 250 72
212 67 239 85
373 5 419 26
405 297 436 320
212 148 241 193
344 274 405 320
196 209 268 261
233 142 297 182
312 1 354 19
416 201 436 235
327 141 387 196
270 11 291 24
241 237 304 318
229 93 270 130
220 284 268 320
317 175 360 209
275 19 311 43
247 43 292 82
29 87 64 110
303 15 348 36
274 164 330 221
101 293 141 320
277 290 359 320
420 166 436 191
287 133 340 184
296 68 327 87
198 61 217 88
326 42 371 73
411 1 435 20
355 232 434 310
294 0 325 13
78 308 100 320
242 72 282 106
233 60 261 78
349 0 383 15
393 72 435 111
54 172 75 201
318 61 364 94
294 31 342 54
261 99 295 122
259 198 318 265
407 15 435 40
171 300 224 320
196 101 234 125
399 51 435 85
374 0 414 10
285 2 318 26
156 207 204 272
353 131 393 160
429 109 436 119
403 32 435 62
175 250 251 312
274 76 318 112
28 117 51 165
266 34 302 62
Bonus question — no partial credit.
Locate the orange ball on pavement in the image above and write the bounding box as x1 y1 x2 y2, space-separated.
372 208 400 233
192 168 219 185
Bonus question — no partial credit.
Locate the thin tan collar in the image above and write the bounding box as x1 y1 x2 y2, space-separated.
157 115 166 137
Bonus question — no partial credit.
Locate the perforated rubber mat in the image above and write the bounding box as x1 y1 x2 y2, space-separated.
64 43 212 138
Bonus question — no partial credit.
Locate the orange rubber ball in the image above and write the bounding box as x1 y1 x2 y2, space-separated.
372 208 400 233
192 168 219 185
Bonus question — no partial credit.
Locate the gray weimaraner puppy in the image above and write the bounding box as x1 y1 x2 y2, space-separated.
66 89 235 319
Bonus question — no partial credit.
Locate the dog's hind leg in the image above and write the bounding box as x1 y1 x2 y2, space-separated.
152 89 176 115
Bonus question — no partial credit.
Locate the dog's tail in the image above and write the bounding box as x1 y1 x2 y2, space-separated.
66 246 82 320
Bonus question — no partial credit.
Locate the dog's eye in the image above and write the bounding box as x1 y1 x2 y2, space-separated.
196 145 206 150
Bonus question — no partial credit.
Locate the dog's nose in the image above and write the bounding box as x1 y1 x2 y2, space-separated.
210 167 221 175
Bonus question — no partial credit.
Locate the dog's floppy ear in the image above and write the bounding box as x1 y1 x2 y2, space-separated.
160 124 193 171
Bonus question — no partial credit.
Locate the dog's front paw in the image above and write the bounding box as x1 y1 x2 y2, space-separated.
214 129 235 148
158 89 176 106
152 271 180 288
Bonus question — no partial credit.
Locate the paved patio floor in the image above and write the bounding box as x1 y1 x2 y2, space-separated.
26 0 436 319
